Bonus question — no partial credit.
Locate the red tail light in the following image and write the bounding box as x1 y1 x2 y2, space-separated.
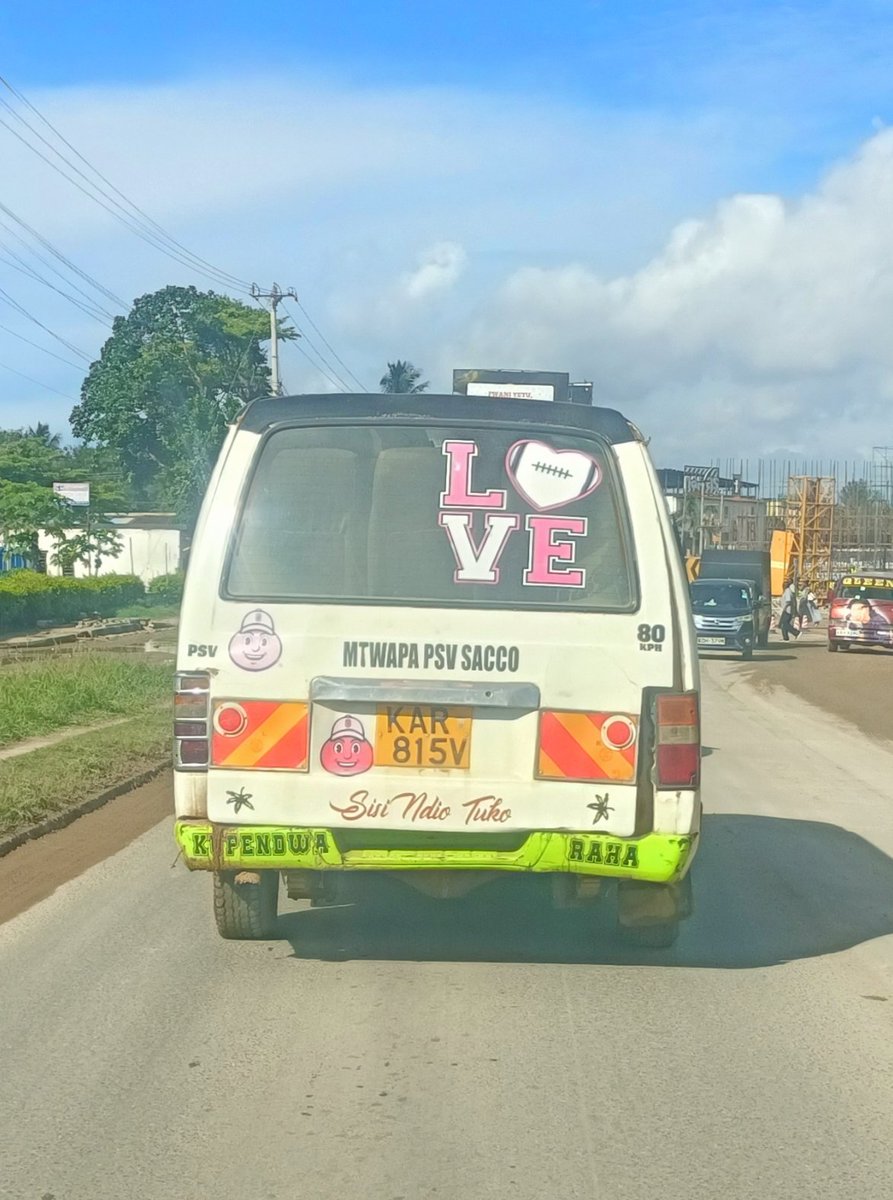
655 692 700 787
175 672 209 771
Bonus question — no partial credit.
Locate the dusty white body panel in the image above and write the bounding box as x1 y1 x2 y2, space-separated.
174 397 700 869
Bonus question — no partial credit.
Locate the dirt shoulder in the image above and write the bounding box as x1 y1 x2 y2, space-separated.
0 772 172 926
741 631 893 744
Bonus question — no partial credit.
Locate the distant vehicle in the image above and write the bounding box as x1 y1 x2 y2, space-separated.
173 384 701 949
690 578 759 659
696 550 771 649
828 572 893 653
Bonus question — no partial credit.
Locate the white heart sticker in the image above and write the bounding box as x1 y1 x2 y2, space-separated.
505 440 601 511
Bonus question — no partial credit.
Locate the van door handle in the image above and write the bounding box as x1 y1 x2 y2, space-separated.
310 676 541 709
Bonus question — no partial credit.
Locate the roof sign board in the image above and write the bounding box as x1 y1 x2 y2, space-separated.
53 482 90 506
453 369 570 404
466 381 555 401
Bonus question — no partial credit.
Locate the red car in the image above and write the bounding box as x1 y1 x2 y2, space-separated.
828 572 893 652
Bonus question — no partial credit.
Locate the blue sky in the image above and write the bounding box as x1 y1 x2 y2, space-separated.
3 1 893 461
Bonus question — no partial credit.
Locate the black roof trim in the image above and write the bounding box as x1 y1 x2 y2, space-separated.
237 393 637 444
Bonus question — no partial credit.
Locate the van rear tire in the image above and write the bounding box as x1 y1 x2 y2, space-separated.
616 874 690 949
213 870 279 939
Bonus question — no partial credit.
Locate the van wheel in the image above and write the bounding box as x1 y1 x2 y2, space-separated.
619 919 679 949
828 640 838 652
213 870 278 939
741 645 753 660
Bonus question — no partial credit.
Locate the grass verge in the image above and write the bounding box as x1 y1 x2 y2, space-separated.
0 707 170 839
115 602 180 621
0 654 172 748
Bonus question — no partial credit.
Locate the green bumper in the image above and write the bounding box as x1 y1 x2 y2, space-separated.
175 822 696 884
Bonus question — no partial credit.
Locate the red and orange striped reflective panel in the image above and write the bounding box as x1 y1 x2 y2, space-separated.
537 710 638 782
211 701 309 770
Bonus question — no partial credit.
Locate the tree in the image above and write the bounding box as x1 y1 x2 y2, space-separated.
25 422 61 448
0 432 67 486
379 360 429 394
0 425 134 572
838 479 888 509
50 518 123 575
0 479 69 561
70 285 293 525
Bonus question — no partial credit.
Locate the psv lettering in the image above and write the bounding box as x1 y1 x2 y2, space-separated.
187 643 218 658
423 643 459 670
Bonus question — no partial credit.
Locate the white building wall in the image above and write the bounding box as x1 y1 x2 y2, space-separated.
37 527 181 584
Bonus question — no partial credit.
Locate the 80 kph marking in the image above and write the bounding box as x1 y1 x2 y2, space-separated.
638 623 666 652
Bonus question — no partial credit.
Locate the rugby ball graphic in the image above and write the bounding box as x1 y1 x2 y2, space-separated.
505 440 601 512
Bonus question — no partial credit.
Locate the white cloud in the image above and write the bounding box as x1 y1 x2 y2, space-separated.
0 75 752 427
402 242 466 301
1 72 891 467
451 129 893 462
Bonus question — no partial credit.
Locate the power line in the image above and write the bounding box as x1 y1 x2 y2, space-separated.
0 286 91 361
0 245 115 324
295 300 368 391
0 79 252 294
0 76 367 394
0 111 247 292
0 201 127 309
0 320 84 370
0 74 252 293
250 293 344 393
280 302 354 390
281 303 353 391
0 358 79 401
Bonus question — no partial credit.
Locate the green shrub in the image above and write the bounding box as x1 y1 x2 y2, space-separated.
0 571 145 633
145 572 184 605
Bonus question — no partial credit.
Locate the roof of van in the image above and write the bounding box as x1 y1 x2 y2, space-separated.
237 393 638 444
840 569 893 578
691 577 754 588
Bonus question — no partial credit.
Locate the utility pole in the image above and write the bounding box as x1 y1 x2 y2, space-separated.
250 283 297 395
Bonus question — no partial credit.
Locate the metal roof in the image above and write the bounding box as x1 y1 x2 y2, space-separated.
237 393 637 444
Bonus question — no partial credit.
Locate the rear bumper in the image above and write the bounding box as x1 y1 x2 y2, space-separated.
829 627 892 649
174 821 697 884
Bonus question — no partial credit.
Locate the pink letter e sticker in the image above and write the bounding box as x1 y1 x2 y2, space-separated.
524 516 588 588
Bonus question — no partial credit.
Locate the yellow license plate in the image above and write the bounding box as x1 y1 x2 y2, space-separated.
375 705 472 769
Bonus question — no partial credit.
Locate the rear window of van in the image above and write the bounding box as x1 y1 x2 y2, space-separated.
225 424 636 610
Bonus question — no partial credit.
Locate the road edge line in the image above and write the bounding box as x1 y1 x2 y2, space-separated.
0 762 170 860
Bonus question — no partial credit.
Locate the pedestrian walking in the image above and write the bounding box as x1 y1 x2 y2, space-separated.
798 588 812 631
807 589 820 626
779 579 799 641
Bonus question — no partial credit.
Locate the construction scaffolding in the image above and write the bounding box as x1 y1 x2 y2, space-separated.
785 476 835 590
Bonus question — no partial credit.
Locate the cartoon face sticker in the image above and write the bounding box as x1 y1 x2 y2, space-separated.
228 609 282 671
320 715 374 776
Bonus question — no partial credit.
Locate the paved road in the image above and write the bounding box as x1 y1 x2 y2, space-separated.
2 661 893 1200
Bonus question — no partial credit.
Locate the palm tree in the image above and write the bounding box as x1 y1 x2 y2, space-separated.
25 422 61 448
379 360 429 394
